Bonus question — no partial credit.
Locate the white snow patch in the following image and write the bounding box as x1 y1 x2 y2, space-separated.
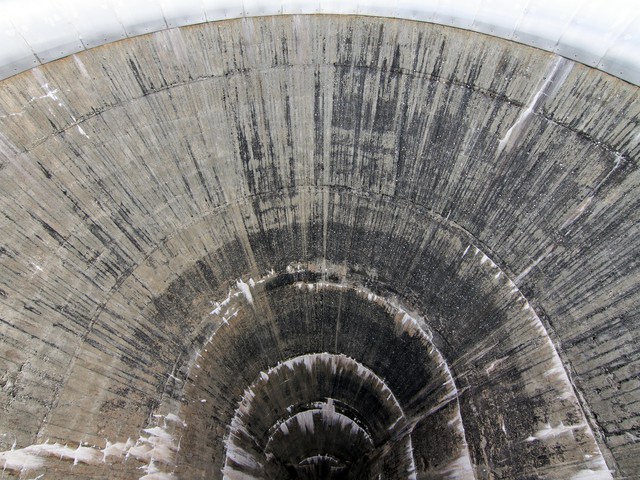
223 444 263 471
30 262 43 273
139 472 177 480
0 414 186 479
570 468 612 480
0 438 130 473
71 445 103 465
438 453 475 478
527 422 587 442
297 411 315 435
103 439 133 460
77 125 90 138
209 290 232 315
142 427 173 442
543 366 564 378
0 448 45 472
236 279 254 305
29 83 59 104
485 356 507 374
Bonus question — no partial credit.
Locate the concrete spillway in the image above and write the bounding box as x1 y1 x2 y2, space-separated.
0 13 638 480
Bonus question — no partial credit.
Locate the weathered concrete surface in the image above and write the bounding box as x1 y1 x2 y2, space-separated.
0 14 638 479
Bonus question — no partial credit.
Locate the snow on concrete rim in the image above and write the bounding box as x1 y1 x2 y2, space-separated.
0 0 638 85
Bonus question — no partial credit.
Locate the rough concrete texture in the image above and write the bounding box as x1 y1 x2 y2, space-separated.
0 14 638 480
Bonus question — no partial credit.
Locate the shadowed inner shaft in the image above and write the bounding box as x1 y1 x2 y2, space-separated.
224 352 413 479
184 277 467 479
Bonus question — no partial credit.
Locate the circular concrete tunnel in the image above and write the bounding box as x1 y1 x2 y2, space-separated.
0 8 639 480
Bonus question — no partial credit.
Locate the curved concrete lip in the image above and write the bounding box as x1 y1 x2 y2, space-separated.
1 0 639 84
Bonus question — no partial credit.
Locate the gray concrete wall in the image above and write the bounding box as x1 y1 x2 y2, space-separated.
0 15 638 479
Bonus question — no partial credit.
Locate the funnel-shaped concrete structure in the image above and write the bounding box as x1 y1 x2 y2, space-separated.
0 5 638 480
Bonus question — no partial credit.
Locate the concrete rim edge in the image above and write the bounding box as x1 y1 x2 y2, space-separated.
0 1 639 85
